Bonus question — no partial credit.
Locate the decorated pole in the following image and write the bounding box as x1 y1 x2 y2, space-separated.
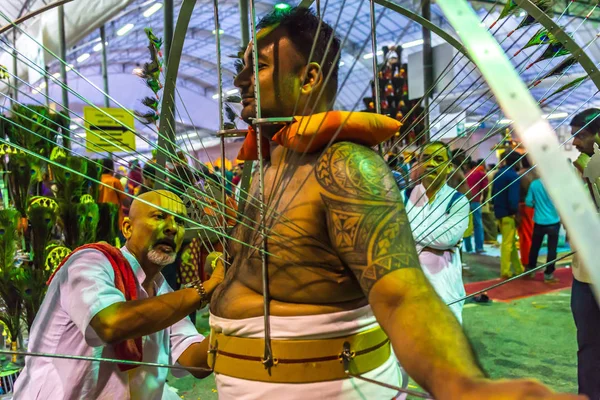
100 25 110 108
421 0 432 139
57 5 70 149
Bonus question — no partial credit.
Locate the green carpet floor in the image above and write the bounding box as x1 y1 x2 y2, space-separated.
169 253 578 399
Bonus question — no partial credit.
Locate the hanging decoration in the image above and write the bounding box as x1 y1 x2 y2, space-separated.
134 28 165 127
526 42 570 69
0 65 8 80
490 1 519 28
541 75 591 104
514 27 558 56
362 45 419 147
224 96 241 130
490 0 554 28
508 14 538 36
531 56 577 86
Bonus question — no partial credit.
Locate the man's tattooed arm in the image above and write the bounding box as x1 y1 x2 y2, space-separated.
315 141 420 295
316 142 486 399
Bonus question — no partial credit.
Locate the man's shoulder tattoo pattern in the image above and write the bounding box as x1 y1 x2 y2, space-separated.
316 142 398 200
316 142 419 294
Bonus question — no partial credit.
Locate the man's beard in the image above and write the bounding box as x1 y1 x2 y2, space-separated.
147 248 177 266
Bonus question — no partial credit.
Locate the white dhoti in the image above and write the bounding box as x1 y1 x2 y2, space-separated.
209 305 403 399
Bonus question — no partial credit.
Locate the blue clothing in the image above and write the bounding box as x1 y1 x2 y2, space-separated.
464 201 484 252
492 166 521 219
525 179 560 225
392 170 407 190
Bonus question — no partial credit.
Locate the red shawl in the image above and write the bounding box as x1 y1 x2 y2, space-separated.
47 243 142 372
237 111 402 161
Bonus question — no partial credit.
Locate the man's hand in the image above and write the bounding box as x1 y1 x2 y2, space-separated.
203 255 226 296
177 340 213 379
458 379 586 400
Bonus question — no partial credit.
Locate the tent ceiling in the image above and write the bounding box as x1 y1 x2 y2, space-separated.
4 0 600 128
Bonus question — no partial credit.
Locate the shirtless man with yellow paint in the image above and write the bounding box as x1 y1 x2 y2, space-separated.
209 7 584 400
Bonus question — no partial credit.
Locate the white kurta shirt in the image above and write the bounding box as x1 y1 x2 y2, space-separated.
405 184 470 323
13 246 204 400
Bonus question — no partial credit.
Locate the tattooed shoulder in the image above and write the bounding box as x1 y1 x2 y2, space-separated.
315 141 419 295
315 142 400 201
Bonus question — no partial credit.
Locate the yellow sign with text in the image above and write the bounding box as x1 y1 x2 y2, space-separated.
83 106 136 153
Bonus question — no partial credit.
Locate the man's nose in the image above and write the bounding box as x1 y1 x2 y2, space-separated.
234 68 251 89
163 217 178 234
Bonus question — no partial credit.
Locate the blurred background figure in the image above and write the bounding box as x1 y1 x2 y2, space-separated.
387 153 408 190
525 175 561 283
134 162 157 196
482 163 499 245
127 160 143 195
492 151 523 279
518 156 537 268
98 158 131 229
464 159 488 254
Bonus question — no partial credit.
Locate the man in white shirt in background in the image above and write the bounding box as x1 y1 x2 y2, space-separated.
569 108 600 400
14 190 224 400
405 141 470 322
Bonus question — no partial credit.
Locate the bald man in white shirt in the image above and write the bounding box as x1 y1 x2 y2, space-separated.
14 190 224 399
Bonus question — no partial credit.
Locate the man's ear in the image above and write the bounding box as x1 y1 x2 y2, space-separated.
300 62 323 95
122 217 133 240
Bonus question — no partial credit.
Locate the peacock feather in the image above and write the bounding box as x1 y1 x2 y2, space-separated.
26 197 58 272
97 202 119 246
51 155 88 249
6 153 38 217
85 159 103 203
76 201 99 247
0 209 22 342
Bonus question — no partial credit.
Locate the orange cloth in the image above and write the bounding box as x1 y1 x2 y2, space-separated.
518 203 535 266
237 111 401 161
98 174 127 226
47 243 142 372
